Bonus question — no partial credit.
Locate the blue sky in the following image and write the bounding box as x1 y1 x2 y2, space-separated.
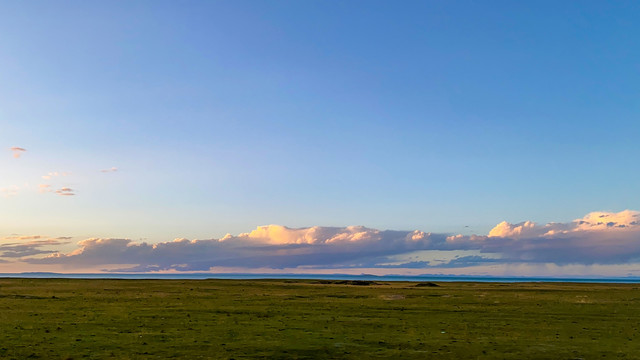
1 1 639 274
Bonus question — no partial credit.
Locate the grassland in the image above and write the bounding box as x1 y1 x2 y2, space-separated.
1 278 639 359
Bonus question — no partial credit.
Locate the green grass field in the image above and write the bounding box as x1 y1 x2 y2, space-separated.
1 278 639 359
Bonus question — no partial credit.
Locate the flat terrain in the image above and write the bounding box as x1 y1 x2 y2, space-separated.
0 279 639 359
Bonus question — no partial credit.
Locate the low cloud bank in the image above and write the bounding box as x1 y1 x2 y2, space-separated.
28 227 437 271
447 210 640 265
15 210 640 272
0 239 69 258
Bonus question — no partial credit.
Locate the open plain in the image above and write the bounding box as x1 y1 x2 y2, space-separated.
0 278 639 359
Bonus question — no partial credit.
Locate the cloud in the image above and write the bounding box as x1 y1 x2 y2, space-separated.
41 172 71 180
0 239 69 258
19 210 640 273
234 225 429 245
38 173 74 195
39 184 52 193
575 210 639 230
0 186 20 198
486 210 639 238
28 226 439 271
100 167 118 173
488 220 538 238
445 210 640 265
3 235 44 241
40 184 76 196
55 187 75 196
10 147 26 158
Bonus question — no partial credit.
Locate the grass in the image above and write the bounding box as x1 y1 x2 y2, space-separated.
1 278 639 359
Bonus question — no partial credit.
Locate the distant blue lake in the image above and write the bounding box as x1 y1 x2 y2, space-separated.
2 273 640 283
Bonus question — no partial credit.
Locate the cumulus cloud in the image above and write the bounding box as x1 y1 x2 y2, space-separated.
446 210 640 265
234 225 428 245
18 210 640 273
486 210 638 238
10 147 26 158
575 210 639 230
28 226 439 271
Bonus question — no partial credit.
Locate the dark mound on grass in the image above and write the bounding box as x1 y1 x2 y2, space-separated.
415 282 440 287
314 280 379 286
0 294 50 299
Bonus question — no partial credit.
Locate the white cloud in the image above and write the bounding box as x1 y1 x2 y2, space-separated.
486 210 639 239
575 210 639 230
233 225 428 245
488 220 538 238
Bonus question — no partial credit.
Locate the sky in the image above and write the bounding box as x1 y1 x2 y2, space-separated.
1 1 639 276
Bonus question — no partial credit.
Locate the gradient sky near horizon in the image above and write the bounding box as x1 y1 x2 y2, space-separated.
1 1 639 275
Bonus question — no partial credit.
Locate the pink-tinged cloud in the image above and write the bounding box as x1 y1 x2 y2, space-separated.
233 225 427 245
446 210 640 264
55 187 75 196
100 167 118 173
39 184 52 193
0 186 20 198
27 227 435 271
487 210 639 238
0 239 70 258
3 235 43 241
9 147 26 158
42 172 70 180
18 210 640 273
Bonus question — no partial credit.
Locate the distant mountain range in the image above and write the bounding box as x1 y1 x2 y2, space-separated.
2 272 640 283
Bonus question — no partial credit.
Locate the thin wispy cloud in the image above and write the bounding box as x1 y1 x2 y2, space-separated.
41 172 71 180
55 187 75 196
3 146 83 199
5 146 82 198
9 147 26 158
3 235 44 241
100 167 118 173
0 239 70 258
38 184 52 193
0 186 20 198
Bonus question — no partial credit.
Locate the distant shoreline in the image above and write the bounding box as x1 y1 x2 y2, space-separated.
2 272 640 283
